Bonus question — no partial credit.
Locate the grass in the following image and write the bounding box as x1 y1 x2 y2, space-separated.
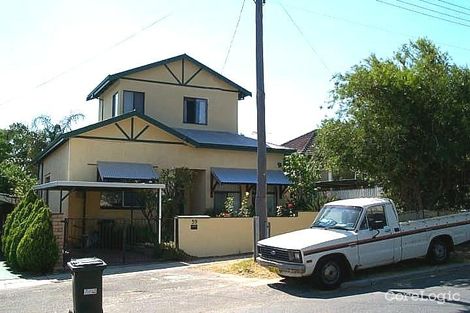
197 258 279 279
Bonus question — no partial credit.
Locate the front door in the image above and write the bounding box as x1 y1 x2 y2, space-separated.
356 205 395 268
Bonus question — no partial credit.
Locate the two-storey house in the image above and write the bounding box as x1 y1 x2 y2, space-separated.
35 54 292 223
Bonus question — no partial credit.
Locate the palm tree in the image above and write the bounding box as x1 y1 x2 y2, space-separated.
32 113 84 143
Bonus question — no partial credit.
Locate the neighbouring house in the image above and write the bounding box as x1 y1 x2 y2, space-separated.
34 54 294 264
283 130 382 199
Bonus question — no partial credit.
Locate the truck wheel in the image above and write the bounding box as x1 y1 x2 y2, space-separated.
427 239 449 264
314 257 343 290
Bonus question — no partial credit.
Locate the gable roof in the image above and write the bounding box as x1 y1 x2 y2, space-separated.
34 112 294 163
282 130 317 154
86 54 252 101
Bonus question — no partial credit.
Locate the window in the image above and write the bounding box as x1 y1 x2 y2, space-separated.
123 91 145 114
366 205 387 230
214 192 240 214
184 97 207 125
112 93 119 117
100 191 145 209
99 99 104 120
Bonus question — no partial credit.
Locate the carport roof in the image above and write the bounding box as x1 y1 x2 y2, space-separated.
33 180 165 191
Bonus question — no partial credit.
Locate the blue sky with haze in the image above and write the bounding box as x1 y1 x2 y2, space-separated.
1 0 469 144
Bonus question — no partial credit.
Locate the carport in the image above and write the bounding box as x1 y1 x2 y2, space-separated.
33 180 165 265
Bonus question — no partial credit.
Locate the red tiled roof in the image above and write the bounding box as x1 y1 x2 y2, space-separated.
282 130 316 154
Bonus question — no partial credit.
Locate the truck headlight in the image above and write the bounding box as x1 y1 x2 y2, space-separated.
288 250 302 262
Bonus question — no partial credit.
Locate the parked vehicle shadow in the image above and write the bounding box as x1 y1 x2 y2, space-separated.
268 267 470 309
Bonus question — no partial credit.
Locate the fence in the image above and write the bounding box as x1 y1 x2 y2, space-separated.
64 217 174 265
176 212 317 258
320 186 383 200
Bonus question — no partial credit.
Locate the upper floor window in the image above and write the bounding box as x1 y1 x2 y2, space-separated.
123 91 145 114
112 93 119 117
184 97 207 125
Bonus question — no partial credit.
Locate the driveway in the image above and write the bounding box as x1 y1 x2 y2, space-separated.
0 261 469 313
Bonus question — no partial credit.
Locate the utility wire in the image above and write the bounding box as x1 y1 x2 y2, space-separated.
377 0 470 28
222 0 246 72
276 2 470 53
437 0 470 12
396 0 470 23
0 13 171 107
279 3 330 73
416 0 470 17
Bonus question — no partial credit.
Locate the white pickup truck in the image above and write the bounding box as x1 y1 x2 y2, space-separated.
257 198 470 289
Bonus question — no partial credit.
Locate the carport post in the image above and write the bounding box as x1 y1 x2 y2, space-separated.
158 188 162 244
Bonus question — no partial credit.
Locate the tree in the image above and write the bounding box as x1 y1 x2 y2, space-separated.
32 113 84 144
0 113 84 197
282 152 321 210
316 38 470 212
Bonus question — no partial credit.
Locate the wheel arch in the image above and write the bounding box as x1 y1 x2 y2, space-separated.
314 253 353 279
429 234 455 252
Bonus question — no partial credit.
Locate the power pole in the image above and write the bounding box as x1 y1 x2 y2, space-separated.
255 0 268 240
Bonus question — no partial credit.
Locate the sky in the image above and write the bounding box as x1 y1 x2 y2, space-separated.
1 0 469 144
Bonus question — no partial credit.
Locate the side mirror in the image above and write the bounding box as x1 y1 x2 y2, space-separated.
383 225 391 233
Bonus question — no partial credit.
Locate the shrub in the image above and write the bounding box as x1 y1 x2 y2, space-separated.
154 242 192 261
16 207 59 273
1 190 38 255
7 200 43 267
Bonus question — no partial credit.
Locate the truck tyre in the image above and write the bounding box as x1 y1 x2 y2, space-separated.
314 257 343 290
427 239 449 264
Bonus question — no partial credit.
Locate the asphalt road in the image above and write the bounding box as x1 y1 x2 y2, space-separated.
0 262 469 313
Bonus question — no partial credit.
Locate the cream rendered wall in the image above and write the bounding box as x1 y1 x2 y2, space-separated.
67 137 284 213
41 142 70 214
99 81 121 120
177 212 318 258
97 59 239 132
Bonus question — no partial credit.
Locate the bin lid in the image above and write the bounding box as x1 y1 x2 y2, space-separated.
67 257 107 271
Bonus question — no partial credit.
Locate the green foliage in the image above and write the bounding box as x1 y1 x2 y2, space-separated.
238 192 253 217
2 193 37 260
223 196 235 216
159 167 193 217
305 194 337 212
153 242 193 261
316 38 470 212
0 114 84 197
16 207 59 273
139 167 193 242
1 191 58 273
282 152 321 210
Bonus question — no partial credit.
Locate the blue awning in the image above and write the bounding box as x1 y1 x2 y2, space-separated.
211 168 291 185
97 161 159 182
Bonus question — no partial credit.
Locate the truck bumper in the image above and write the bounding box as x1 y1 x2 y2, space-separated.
256 257 306 277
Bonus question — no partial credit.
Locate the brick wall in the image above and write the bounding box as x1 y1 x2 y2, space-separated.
51 213 65 271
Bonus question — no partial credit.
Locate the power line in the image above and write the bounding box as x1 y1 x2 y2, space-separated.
276 2 470 53
396 0 470 23
377 0 470 28
416 0 470 17
222 0 246 72
279 3 330 73
437 0 470 12
0 13 171 107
